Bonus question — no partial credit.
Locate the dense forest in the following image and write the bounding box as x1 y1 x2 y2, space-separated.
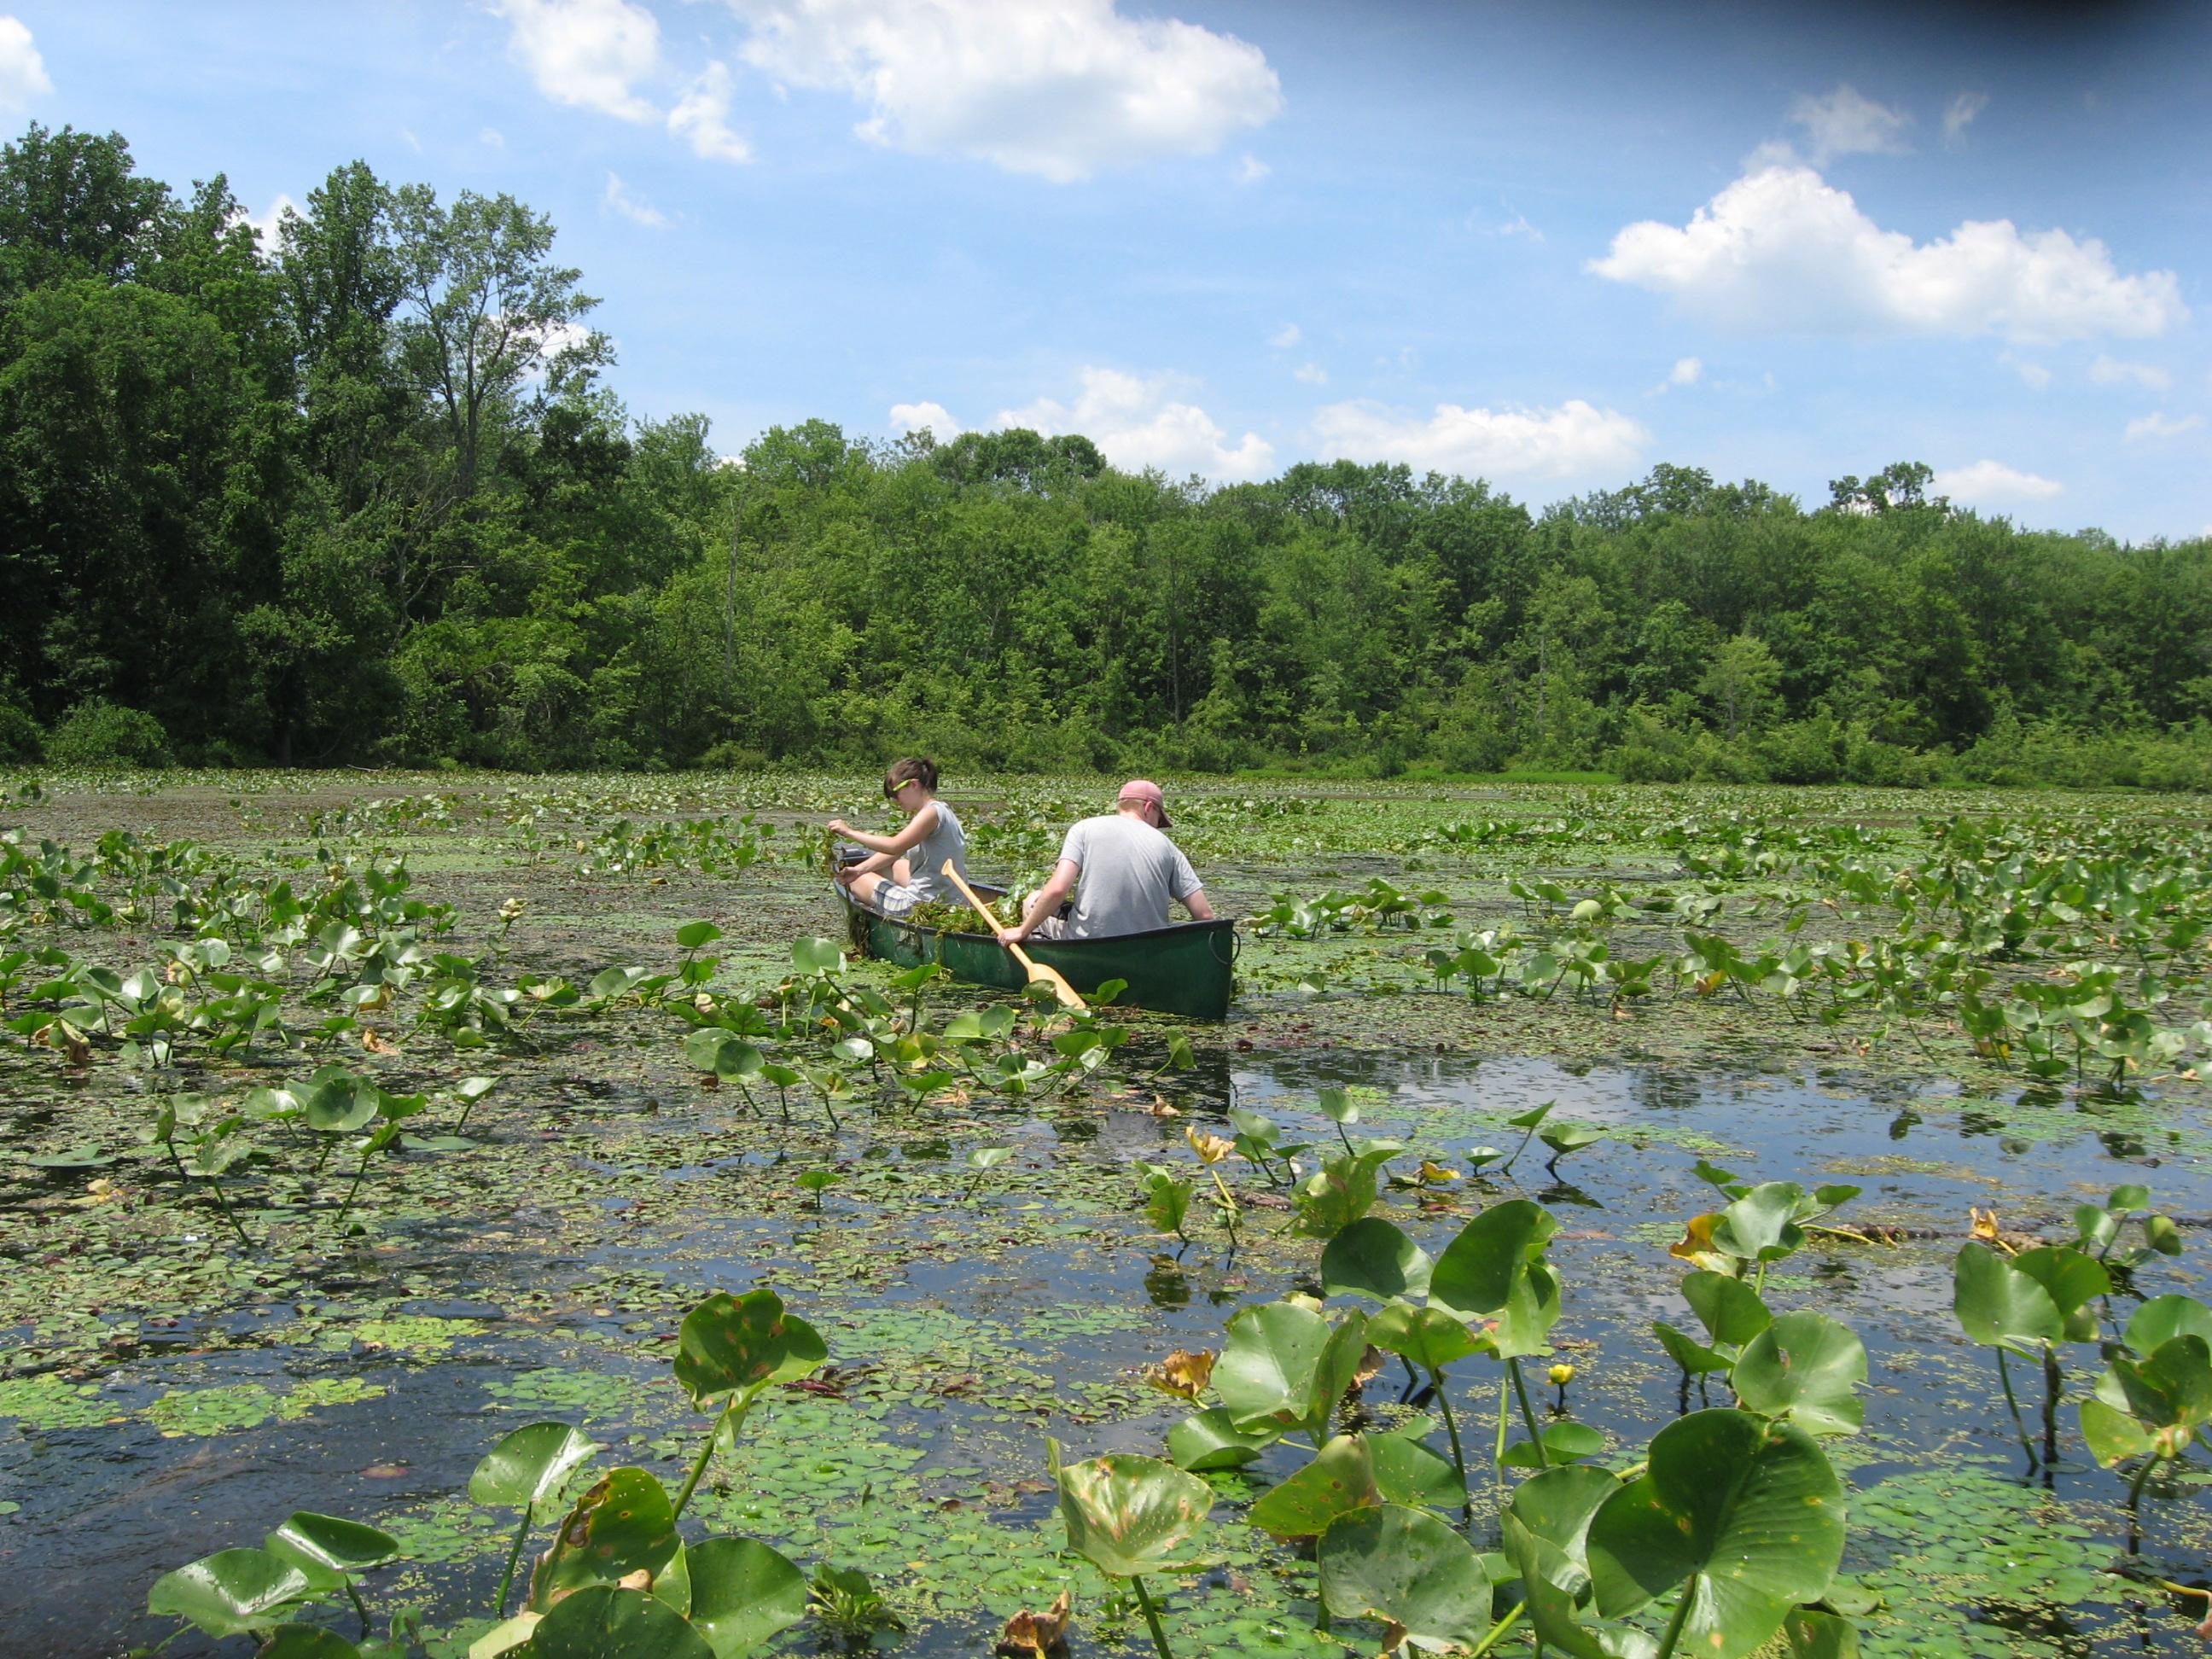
3 124 2209 787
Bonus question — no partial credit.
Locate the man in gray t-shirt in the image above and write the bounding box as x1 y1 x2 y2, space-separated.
998 779 1216 943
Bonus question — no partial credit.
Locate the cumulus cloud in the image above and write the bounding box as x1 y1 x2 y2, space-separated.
1235 152 1270 184
668 61 753 162
998 366 1274 480
1943 91 1988 141
2124 412 2204 441
727 0 1284 182
1269 323 1301 349
1934 459 2063 502
1310 398 1647 481
1589 165 2186 343
1294 362 1328 385
0 16 51 115
1999 351 2051 390
1790 84 1911 162
889 399 960 436
491 0 660 121
602 172 669 228
240 194 300 248
2089 353 2170 392
1669 357 1702 386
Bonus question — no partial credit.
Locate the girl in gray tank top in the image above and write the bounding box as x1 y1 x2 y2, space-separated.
829 757 969 917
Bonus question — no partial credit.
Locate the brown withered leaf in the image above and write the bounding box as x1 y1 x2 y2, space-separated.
34 1022 92 1066
995 1588 1073 1658
1351 1344 1386 1388
1145 1349 1215 1401
1147 1096 1182 1118
1669 1212 1723 1269
360 1027 399 1055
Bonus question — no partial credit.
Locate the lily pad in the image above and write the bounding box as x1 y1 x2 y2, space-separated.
1730 1312 1867 1437
1057 1454 1212 1579
529 1468 681 1612
1247 1433 1382 1540
527 1585 714 1659
1318 1503 1493 1654
146 1547 312 1639
686 1536 808 1658
1586 1408 1846 1659
672 1289 827 1411
1321 1218 1434 1302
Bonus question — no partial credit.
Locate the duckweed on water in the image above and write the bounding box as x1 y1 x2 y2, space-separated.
7 773 2212 1655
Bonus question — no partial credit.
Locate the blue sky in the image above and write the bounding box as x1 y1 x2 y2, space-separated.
4 0 2206 539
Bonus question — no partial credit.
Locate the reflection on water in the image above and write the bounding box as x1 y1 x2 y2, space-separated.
5 1043 2207 1657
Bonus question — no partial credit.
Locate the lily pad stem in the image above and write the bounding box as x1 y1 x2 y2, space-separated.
1205 1166 1238 1219
168 1142 253 1250
1464 1603 1525 1659
345 1580 372 1637
672 1392 755 1519
492 1505 533 1617
1130 1574 1175 1659
1428 1365 1471 1519
1507 1358 1548 1468
1501 1122 1540 1175
1651 1580 1697 1659
1493 1373 1509 1499
2039 1343 2064 1469
2124 1451 2159 1556
334 1144 376 1229
1994 1348 2039 1467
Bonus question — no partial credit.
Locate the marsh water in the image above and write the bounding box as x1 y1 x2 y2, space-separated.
3 775 2209 1658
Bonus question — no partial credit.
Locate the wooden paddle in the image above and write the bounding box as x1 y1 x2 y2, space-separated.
942 859 1086 1011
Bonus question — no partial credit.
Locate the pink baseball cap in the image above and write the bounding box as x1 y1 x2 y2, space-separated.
1118 778 1171 826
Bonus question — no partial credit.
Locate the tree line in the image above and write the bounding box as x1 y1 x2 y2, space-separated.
3 124 2209 789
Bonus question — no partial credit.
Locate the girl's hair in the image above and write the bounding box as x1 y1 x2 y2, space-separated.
883 756 939 797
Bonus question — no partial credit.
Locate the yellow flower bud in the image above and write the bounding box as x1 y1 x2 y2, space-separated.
1547 1363 1576 1388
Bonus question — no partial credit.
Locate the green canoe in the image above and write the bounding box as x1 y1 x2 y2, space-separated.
838 883 1238 1020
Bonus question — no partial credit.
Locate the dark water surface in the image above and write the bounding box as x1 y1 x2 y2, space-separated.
6 1039 2208 1658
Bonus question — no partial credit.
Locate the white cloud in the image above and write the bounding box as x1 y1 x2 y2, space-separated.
480 126 507 148
1669 356 1702 386
0 15 52 114
1943 90 1988 141
1497 212 1543 242
889 399 960 436
602 171 669 228
1934 459 2063 502
1269 323 1301 349
998 366 1274 480
1310 398 1647 481
2124 412 2204 441
1590 164 2186 343
1294 362 1328 386
1235 152 1270 185
668 61 753 163
729 0 1284 183
490 0 660 123
241 193 300 248
2088 353 2170 392
1999 351 2051 390
399 126 423 153
1790 84 1911 162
